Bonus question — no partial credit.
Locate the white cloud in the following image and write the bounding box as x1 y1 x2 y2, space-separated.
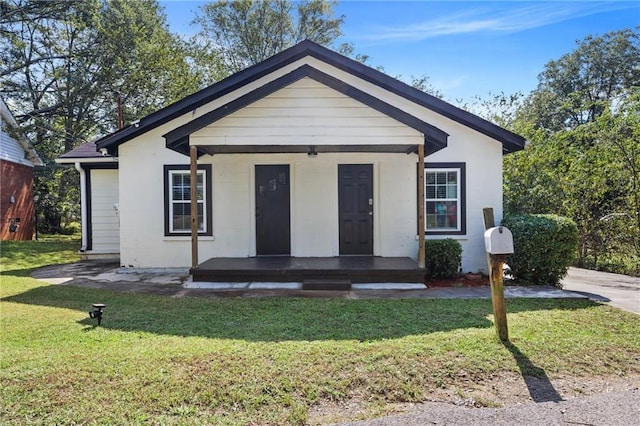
358 2 635 42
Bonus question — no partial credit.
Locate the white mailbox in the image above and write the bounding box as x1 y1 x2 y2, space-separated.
484 226 514 255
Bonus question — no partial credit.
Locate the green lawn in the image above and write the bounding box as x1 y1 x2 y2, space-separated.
1 238 639 425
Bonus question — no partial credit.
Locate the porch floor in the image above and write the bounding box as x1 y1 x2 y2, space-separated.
191 256 425 284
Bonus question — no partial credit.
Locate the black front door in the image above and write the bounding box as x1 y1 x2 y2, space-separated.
255 165 291 255
338 164 373 255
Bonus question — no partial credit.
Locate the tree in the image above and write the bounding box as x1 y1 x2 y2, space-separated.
502 28 640 274
518 27 639 133
93 0 202 127
590 90 640 272
2 0 102 232
192 0 344 78
1 0 200 232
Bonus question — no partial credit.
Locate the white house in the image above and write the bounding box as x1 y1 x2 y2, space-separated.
57 41 525 283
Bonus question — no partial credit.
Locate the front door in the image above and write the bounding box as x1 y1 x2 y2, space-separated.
255 165 291 255
338 164 373 255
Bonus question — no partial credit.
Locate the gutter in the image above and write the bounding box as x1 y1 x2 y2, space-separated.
55 157 118 165
74 162 88 252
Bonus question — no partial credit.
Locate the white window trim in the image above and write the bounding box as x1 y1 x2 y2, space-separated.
164 164 212 237
168 169 206 234
424 162 466 236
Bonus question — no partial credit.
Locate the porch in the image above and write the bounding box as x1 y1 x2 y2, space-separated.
191 256 426 289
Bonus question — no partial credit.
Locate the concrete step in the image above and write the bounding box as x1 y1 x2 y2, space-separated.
302 278 352 291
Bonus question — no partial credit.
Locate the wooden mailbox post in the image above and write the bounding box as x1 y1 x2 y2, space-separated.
482 208 512 341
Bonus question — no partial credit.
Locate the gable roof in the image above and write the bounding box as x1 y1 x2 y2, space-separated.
96 40 526 155
0 97 43 167
164 64 449 156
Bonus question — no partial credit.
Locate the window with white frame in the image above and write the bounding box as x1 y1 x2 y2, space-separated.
164 164 212 236
424 163 466 235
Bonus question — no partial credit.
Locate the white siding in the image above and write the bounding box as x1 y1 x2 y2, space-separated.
426 128 503 274
118 140 418 268
0 127 34 167
191 78 423 147
90 169 120 252
115 54 507 273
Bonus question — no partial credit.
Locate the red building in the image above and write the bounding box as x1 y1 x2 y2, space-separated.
1 98 43 240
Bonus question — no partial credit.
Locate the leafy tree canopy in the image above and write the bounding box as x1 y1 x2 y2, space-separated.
502 27 640 274
192 0 344 77
518 27 639 133
1 0 200 232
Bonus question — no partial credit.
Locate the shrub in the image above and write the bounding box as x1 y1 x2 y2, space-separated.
60 222 81 235
424 238 462 278
502 214 578 286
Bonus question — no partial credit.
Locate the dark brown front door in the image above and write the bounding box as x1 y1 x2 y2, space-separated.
255 165 291 255
339 164 373 255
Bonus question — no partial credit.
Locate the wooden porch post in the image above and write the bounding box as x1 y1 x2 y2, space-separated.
418 143 426 268
190 145 199 269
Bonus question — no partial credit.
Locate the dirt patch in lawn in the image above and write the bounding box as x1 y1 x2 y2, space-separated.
307 372 640 424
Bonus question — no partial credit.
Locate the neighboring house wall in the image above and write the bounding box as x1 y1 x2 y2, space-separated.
0 159 35 240
1 102 39 241
88 168 120 253
1 126 33 166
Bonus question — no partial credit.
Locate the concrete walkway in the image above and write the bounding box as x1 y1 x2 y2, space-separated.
31 261 592 301
561 267 640 313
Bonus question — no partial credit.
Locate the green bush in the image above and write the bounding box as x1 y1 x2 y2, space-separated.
424 238 462 278
502 214 578 286
60 222 81 235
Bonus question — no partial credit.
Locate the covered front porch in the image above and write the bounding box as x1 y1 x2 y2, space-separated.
190 256 425 288
182 144 430 285
163 67 445 281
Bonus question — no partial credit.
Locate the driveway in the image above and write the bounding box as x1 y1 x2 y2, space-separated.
341 389 639 426
561 267 640 314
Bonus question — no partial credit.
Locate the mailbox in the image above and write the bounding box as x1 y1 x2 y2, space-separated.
484 226 514 255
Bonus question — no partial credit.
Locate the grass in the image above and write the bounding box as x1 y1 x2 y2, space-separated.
1 238 640 424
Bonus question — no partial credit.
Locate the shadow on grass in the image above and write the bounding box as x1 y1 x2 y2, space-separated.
563 290 610 303
1 268 36 277
504 341 563 403
1 283 602 342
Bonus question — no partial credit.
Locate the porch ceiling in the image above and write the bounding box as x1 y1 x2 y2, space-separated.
194 144 419 156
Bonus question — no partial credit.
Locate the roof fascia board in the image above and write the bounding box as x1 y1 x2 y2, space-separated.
55 157 119 165
304 45 526 153
165 64 448 156
97 40 524 154
308 66 449 153
97 44 314 153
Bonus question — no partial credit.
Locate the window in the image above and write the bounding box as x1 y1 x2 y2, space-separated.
424 163 465 235
164 164 212 236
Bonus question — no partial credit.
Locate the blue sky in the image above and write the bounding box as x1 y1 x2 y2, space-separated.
160 0 639 104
